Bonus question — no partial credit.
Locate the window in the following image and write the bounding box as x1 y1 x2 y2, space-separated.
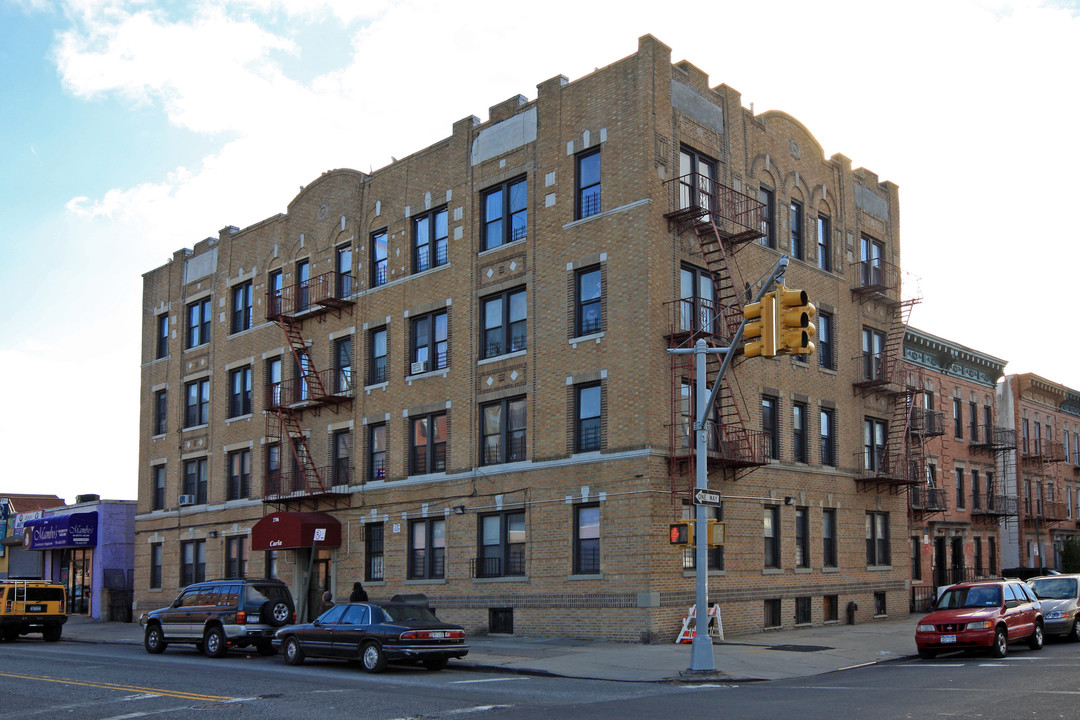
482 177 527 250
413 207 448 273
911 537 922 580
410 412 447 474
953 398 963 439
292 353 311 405
762 396 779 460
186 298 211 349
759 186 776 248
481 397 526 465
575 383 603 453
817 214 831 271
410 310 447 372
228 366 252 418
180 540 206 586
365 522 384 582
156 314 169 359
336 243 353 298
574 504 600 574
575 266 602 336
795 507 810 568
152 465 166 511
268 269 283 316
682 504 725 571
477 511 526 578
368 327 387 385
793 402 807 463
334 336 352 393
368 424 387 480
265 443 281 496
989 537 997 575
679 265 716 335
862 327 886 382
296 259 310 311
820 407 836 467
266 356 282 408
974 537 983 575
789 200 804 259
824 594 838 622
764 505 780 569
481 287 526 358
983 405 994 444
332 429 351 486
874 591 887 616
817 311 834 370
408 518 445 579
154 390 167 436
231 281 252 334
184 378 210 428
678 147 718 215
225 537 247 579
371 229 388 287
795 597 812 625
764 599 781 628
971 469 981 509
183 458 208 505
576 149 601 219
968 401 978 441
866 512 890 566
864 418 887 471
860 234 885 286
226 449 250 501
823 508 837 567
150 543 162 589
955 468 965 509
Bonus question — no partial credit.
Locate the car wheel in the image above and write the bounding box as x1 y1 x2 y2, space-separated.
283 636 304 666
255 640 276 656
1028 621 1044 651
422 657 449 671
261 600 293 627
1070 617 1080 642
144 625 167 654
917 649 936 660
361 641 387 673
990 627 1008 658
42 625 62 642
203 627 228 658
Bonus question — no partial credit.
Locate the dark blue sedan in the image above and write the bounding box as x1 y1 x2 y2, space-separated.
275 602 469 672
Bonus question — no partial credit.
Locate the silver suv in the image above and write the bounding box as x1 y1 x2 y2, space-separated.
141 579 295 658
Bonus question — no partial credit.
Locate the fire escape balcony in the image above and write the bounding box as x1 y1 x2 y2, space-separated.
909 408 944 438
909 486 948 514
669 424 770 470
971 494 1018 518
1023 499 1069 524
1021 440 1066 464
852 352 898 391
971 426 1018 452
664 298 741 347
663 173 765 246
266 271 355 322
854 450 921 489
263 464 357 503
265 369 355 413
850 259 901 305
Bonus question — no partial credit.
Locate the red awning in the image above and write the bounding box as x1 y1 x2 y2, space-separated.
251 511 342 551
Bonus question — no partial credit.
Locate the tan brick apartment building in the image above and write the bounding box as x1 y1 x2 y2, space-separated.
902 328 1011 611
136 35 916 641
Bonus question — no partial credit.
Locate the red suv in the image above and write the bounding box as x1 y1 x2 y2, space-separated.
915 579 1044 659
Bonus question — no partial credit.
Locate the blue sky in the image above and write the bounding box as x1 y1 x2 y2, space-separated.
2 0 1079 503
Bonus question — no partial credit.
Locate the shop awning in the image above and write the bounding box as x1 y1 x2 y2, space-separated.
251 511 341 551
23 512 98 550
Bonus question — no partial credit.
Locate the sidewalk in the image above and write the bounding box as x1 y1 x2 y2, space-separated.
58 613 919 682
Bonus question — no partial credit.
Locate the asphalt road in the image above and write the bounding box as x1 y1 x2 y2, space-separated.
2 636 1080 719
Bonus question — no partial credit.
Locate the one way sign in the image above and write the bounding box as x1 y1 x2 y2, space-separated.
693 489 722 506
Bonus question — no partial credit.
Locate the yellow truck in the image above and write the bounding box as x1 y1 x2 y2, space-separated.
0 580 67 642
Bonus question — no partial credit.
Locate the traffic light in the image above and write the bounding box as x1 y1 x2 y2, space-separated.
707 521 726 547
669 522 694 547
743 292 777 358
775 285 816 356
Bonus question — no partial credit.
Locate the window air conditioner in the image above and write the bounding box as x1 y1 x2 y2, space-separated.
411 361 428 375
178 494 196 506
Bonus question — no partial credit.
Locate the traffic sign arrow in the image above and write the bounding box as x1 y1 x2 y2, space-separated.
693 489 722 506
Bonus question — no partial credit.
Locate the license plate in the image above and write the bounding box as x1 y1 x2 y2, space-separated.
940 634 956 644
27 605 43 613
430 632 446 639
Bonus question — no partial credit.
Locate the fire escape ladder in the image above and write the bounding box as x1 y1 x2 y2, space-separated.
881 299 917 389
278 316 331 402
693 220 746 343
279 406 326 495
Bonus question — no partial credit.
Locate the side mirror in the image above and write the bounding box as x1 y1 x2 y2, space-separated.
1005 599 1019 609
312 619 322 627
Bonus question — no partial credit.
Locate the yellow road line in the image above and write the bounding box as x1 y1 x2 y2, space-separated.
0 672 236 702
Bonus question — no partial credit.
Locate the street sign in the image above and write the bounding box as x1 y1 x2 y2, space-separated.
693 489 721 506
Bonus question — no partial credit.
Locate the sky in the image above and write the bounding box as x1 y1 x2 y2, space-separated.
2 0 1078 504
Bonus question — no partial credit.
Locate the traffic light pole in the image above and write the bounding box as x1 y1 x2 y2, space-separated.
668 255 789 673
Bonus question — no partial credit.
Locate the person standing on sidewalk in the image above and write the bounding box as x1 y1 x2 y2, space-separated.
349 582 368 602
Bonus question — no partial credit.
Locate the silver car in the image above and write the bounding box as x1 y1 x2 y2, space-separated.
1029 574 1080 640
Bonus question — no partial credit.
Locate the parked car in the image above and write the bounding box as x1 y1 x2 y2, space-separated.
1029 574 1080 640
0 580 67 642
140 578 295 658
275 601 469 673
915 579 1044 659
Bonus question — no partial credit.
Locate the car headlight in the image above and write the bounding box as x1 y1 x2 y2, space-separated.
966 621 991 630
917 624 936 632
1045 611 1062 619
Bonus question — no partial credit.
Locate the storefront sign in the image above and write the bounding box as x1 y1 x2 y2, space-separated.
23 512 98 550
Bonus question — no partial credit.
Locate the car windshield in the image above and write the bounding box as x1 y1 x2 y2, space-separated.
1032 577 1078 600
936 585 1002 609
381 604 439 622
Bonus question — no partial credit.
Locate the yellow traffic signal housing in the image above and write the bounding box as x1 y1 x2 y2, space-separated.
775 285 816 356
669 522 694 547
743 292 777 358
707 521 726 547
